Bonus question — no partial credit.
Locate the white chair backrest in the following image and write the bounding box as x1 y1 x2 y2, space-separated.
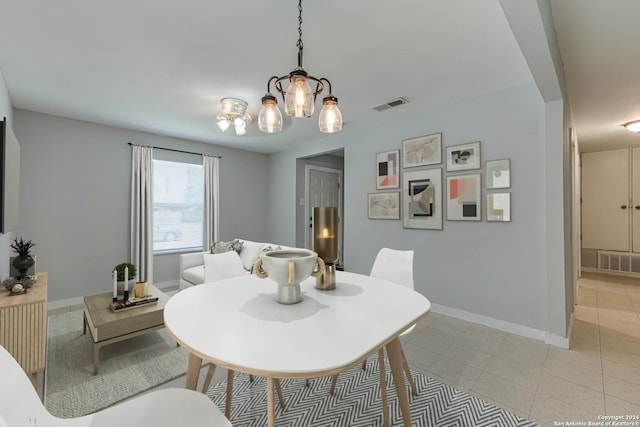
0 345 54 426
204 251 247 283
369 248 414 290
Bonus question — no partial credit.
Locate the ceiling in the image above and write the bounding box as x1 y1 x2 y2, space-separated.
0 1 637 154
551 0 640 153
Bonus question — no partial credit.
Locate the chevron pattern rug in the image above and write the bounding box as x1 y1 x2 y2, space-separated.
206 357 538 427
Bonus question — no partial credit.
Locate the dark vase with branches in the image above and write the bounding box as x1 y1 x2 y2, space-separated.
10 238 36 280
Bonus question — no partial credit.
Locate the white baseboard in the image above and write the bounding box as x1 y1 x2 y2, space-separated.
47 280 180 312
430 303 569 348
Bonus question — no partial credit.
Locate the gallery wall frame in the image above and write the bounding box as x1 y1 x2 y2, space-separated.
402 168 443 230
487 192 511 222
445 141 481 172
486 158 511 189
376 149 400 189
368 192 400 220
446 173 481 221
402 133 442 168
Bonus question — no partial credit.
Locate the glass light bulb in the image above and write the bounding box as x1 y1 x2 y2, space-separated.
285 75 313 117
319 98 343 133
217 118 231 132
258 97 283 133
234 117 246 136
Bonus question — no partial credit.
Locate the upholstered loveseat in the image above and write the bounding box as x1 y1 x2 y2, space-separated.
179 239 296 289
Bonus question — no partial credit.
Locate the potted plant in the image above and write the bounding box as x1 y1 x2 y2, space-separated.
114 262 137 293
10 238 36 280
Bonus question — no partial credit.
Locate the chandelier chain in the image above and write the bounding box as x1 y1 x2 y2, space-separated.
297 0 303 67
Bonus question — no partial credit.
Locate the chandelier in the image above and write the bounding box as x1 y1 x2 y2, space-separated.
216 98 252 136
258 0 342 134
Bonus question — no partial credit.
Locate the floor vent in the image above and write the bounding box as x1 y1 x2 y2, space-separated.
598 250 640 274
372 97 409 112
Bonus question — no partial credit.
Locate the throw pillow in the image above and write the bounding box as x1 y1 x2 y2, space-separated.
204 251 247 282
210 239 243 254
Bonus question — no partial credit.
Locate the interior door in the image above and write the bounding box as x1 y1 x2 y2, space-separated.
306 166 342 262
582 149 629 251
632 148 640 252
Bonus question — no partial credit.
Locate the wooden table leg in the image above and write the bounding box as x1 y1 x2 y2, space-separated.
378 348 389 427
225 370 234 419
185 352 202 390
386 338 412 427
267 377 276 427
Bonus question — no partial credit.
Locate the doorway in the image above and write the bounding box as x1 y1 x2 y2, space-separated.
295 150 344 266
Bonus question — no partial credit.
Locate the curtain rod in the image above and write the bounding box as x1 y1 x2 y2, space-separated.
127 142 221 158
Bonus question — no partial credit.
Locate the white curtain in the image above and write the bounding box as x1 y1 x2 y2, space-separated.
203 155 220 251
130 145 154 284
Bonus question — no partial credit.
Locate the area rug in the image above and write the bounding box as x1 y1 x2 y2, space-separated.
206 357 538 427
45 310 189 417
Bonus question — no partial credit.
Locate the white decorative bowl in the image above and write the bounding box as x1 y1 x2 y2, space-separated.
253 249 324 304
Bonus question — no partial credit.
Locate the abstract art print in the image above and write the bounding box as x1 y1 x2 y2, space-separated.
486 158 511 189
446 141 481 171
402 133 442 168
447 174 481 221
487 192 511 222
368 192 400 219
376 149 400 189
402 168 442 230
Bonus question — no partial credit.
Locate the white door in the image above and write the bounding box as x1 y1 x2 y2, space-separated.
582 149 629 251
305 166 343 262
632 148 640 252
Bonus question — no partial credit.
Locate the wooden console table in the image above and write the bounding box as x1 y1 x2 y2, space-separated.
0 272 48 390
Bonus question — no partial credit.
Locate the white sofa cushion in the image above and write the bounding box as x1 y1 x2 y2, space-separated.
204 251 248 282
183 265 205 285
238 240 266 271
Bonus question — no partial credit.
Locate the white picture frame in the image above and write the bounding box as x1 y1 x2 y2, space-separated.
445 141 481 172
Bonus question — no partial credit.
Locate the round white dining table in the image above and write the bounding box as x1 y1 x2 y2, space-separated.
164 270 431 427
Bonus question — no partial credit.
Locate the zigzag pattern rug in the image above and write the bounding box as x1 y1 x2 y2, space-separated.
206 357 538 427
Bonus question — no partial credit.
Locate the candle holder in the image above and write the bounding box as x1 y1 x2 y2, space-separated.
313 207 338 290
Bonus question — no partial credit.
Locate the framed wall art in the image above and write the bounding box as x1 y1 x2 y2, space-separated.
446 174 481 221
486 158 511 189
402 168 442 230
487 192 511 222
402 133 442 168
376 149 400 189
445 141 481 172
368 192 400 220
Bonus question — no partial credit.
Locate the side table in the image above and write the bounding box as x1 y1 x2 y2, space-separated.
0 272 48 391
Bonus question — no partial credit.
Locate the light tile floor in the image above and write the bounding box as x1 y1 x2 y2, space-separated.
49 274 640 426
400 271 640 426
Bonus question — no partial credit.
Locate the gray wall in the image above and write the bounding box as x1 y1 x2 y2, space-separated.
0 72 15 281
14 110 269 302
268 83 555 332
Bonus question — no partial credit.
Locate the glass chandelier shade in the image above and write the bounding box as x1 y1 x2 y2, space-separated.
284 70 314 118
258 0 342 134
258 93 283 133
319 95 342 133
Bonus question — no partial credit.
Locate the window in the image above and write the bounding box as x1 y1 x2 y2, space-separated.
153 159 203 252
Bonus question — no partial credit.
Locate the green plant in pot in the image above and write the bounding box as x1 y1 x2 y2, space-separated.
10 238 36 280
114 262 137 293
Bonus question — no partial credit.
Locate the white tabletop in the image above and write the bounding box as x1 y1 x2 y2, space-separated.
164 271 431 378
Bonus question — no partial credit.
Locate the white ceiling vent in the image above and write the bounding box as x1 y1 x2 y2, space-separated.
372 97 409 112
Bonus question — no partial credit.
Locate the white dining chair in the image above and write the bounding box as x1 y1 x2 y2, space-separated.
200 250 286 418
0 344 232 427
328 248 418 426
